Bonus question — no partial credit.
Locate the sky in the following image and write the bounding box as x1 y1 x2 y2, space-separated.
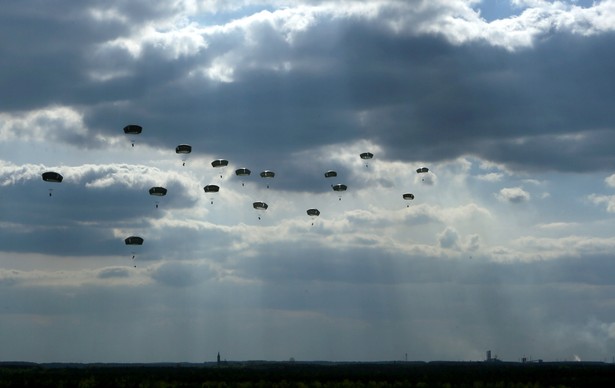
2 0 615 364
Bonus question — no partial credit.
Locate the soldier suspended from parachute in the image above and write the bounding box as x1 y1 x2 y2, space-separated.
403 193 414 207
42 171 63 196
123 124 142 147
416 167 429 182
124 236 144 267
360 152 373 167
260 170 275 188
175 144 192 166
211 159 229 179
307 208 320 226
149 187 167 208
204 184 220 204
331 183 347 200
236 168 251 186
253 201 268 220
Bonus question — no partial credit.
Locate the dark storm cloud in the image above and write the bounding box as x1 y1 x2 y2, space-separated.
5 3 614 178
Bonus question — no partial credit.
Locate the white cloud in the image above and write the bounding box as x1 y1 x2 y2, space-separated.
496 187 531 203
476 172 504 182
588 193 615 213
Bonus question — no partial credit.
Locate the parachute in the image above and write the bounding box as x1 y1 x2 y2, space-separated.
149 187 167 208
212 159 229 168
124 235 144 266
211 159 229 178
360 152 374 167
123 125 142 135
307 208 320 226
253 201 268 220
235 168 251 186
204 184 220 204
324 170 337 178
42 171 63 196
42 171 63 183
332 183 347 192
123 125 142 147
307 208 320 217
124 236 144 245
260 170 275 188
175 144 192 166
331 183 347 200
403 193 414 207
416 167 429 182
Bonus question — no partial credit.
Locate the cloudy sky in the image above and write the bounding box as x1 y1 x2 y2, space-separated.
2 0 615 363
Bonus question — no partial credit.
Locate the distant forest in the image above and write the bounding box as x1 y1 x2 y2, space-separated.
1 361 615 387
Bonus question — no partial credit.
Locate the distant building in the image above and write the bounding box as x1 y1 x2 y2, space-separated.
485 350 501 363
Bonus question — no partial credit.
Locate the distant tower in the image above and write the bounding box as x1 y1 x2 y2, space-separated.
486 350 492 362
217 352 221 365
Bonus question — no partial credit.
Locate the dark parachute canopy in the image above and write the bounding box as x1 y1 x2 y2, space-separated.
331 183 347 192
42 171 63 183
175 144 192 154
236 168 251 176
307 208 320 217
211 159 229 168
253 201 268 210
123 125 142 135
124 236 144 245
204 184 220 193
260 170 275 178
149 187 167 196
324 170 337 178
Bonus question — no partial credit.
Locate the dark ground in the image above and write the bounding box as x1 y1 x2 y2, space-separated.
1 360 615 387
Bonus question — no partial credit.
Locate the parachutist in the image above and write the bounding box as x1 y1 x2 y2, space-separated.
156 204 158 208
